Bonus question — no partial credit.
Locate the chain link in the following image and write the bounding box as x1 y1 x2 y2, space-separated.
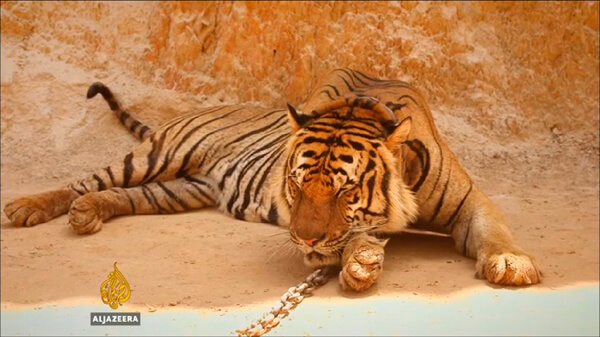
235 266 333 337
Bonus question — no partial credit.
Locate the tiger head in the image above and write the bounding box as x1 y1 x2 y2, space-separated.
277 97 419 268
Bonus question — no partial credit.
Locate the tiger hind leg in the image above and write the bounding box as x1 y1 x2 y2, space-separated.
4 153 142 227
69 175 215 234
4 144 176 228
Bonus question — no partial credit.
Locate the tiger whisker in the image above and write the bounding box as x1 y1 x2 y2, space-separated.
264 230 291 239
265 238 301 264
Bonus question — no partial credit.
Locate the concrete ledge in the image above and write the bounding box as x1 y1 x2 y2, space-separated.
2 284 598 336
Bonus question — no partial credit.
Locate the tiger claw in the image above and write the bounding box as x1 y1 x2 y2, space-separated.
339 244 385 292
4 197 53 227
68 197 104 234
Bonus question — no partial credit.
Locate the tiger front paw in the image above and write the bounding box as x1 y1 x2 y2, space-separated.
69 196 104 234
339 245 385 292
4 197 55 227
476 253 541 286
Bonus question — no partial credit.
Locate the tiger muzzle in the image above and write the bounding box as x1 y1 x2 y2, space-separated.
289 190 349 251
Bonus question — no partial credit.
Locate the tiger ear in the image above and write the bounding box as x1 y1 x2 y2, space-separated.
384 117 412 153
287 103 313 132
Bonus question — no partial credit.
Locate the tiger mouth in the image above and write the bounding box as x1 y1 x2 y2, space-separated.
306 251 326 259
304 250 341 267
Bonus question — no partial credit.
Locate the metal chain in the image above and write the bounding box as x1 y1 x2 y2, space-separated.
235 266 333 337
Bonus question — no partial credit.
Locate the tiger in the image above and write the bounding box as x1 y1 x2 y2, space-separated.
3 68 541 292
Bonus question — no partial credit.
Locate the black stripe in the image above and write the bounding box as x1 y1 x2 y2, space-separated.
124 190 136 214
267 203 278 224
143 137 182 184
172 108 246 175
426 143 444 201
141 107 204 181
143 106 235 183
320 89 335 100
331 167 347 176
358 207 385 218
366 175 376 209
139 126 151 139
130 120 141 134
105 166 115 187
239 144 284 207
219 133 289 190
225 135 288 212
302 150 316 158
404 139 430 192
342 124 379 135
141 136 164 183
396 94 426 111
368 82 413 90
357 97 378 110
310 121 343 129
348 140 364 151
185 187 208 204
365 159 376 175
119 111 130 125
175 108 258 178
172 106 227 142
157 182 191 211
429 166 452 223
140 185 156 207
224 112 287 147
123 153 134 188
232 153 266 214
338 68 361 89
205 116 287 177
352 69 386 83
347 68 372 86
93 174 107 191
343 131 378 140
141 185 168 214
337 75 355 92
195 144 214 169
444 182 473 230
353 117 380 128
385 102 408 111
306 126 334 133
253 148 285 202
205 152 230 175
153 186 177 213
71 186 85 195
303 136 334 145
227 155 263 214
324 84 340 97
184 176 215 202
287 140 305 172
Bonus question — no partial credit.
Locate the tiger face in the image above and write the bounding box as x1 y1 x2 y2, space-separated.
281 99 418 268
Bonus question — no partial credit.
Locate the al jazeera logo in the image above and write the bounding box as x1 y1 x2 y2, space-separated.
90 262 141 326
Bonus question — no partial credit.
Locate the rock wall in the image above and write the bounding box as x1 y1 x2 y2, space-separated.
1 1 598 187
